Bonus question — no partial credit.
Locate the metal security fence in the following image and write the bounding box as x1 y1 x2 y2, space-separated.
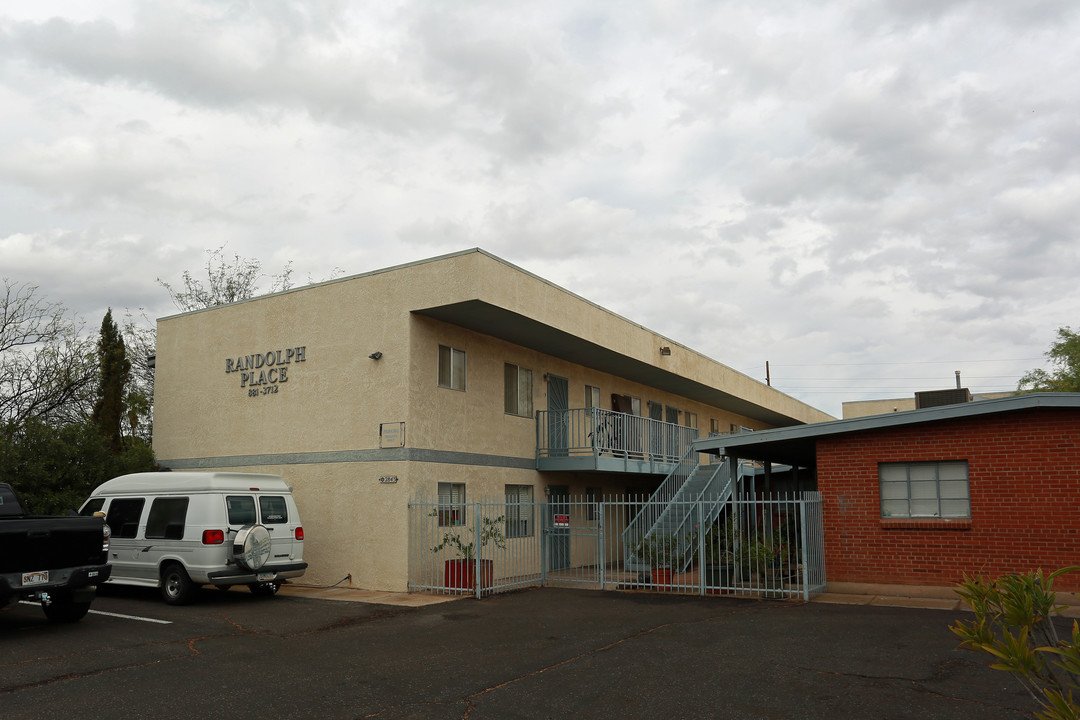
408 492 825 600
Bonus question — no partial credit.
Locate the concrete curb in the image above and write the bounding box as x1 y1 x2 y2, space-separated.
278 583 1080 618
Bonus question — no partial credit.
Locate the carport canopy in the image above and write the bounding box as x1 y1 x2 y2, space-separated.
692 392 1080 468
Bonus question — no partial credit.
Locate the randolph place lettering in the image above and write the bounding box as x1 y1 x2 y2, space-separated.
225 346 306 389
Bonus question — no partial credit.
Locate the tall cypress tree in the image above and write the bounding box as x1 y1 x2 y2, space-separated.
92 309 131 452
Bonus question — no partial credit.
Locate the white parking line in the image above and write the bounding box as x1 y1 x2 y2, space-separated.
88 609 172 624
18 601 172 624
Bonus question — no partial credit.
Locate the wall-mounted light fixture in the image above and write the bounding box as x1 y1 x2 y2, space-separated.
659 347 671 356
369 352 383 360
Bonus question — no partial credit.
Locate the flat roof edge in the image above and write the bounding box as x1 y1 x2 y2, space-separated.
695 393 1080 453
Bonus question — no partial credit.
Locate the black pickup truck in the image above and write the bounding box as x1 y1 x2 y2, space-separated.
0 482 111 622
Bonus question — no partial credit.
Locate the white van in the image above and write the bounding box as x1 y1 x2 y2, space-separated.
80 472 307 605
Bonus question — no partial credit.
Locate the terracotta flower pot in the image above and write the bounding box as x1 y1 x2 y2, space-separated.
444 559 494 590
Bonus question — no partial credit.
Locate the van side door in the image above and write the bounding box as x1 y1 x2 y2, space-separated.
104 498 147 580
142 496 191 580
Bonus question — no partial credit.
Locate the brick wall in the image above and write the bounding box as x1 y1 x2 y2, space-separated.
819 408 1080 591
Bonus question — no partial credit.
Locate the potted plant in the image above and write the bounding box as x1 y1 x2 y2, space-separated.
745 533 788 597
431 513 506 591
627 533 684 587
701 516 737 594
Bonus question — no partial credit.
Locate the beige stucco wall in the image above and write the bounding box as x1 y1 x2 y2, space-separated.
153 249 831 592
153 264 416 461
208 461 411 590
402 251 832 427
406 315 770 461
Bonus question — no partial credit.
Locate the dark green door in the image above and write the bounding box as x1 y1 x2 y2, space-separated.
547 375 569 457
648 401 663 459
665 405 680 460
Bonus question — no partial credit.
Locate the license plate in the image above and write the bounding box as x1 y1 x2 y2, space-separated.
22 571 49 586
256 572 275 582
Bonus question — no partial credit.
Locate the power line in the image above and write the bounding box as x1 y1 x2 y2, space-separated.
777 387 1018 392
780 386 1018 394
771 375 1023 381
769 358 1042 367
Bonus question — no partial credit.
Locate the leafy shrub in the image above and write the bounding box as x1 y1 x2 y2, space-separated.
951 568 1080 720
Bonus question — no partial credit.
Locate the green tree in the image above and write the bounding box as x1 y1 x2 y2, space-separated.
91 309 130 452
1019 327 1080 393
0 419 156 515
1 287 157 513
951 568 1080 720
124 390 151 441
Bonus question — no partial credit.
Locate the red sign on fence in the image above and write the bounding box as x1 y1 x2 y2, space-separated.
553 514 570 527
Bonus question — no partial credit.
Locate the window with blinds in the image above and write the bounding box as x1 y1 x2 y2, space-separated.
504 363 533 417
437 482 466 526
438 345 466 391
505 484 533 537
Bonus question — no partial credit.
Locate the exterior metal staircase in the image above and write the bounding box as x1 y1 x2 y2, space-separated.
623 447 749 573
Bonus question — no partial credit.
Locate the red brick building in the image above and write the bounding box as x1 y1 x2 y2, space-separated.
699 394 1080 594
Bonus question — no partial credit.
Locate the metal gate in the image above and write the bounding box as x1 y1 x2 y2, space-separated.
408 492 825 600
543 497 603 589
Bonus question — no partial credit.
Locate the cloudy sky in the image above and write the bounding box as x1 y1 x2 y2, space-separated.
2 0 1078 418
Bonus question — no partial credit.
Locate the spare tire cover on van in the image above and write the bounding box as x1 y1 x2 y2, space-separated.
232 524 272 571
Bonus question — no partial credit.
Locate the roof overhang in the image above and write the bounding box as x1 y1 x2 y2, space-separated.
414 299 805 427
694 392 1080 467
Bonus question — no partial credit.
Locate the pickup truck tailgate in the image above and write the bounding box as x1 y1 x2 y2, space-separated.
0 517 107 574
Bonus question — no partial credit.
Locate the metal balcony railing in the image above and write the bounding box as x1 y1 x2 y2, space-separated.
536 408 699 472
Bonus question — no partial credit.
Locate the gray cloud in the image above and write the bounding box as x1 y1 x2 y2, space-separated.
1 0 1077 416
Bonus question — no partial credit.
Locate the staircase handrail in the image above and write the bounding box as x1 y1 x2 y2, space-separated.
622 453 753 572
621 444 700 545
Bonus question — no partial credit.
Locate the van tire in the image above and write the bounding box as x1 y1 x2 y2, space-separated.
232 524 272 571
42 593 92 623
161 563 198 605
248 582 280 597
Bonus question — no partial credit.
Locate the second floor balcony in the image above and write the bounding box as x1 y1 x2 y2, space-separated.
536 407 700 474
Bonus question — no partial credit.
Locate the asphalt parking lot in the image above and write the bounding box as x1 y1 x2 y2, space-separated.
1 585 1035 719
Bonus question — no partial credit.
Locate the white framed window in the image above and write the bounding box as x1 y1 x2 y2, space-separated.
438 345 466 391
437 482 466 526
585 384 601 409
504 363 533 416
505 484 533 538
879 461 970 519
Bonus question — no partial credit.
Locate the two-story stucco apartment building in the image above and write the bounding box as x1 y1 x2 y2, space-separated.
152 249 832 591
